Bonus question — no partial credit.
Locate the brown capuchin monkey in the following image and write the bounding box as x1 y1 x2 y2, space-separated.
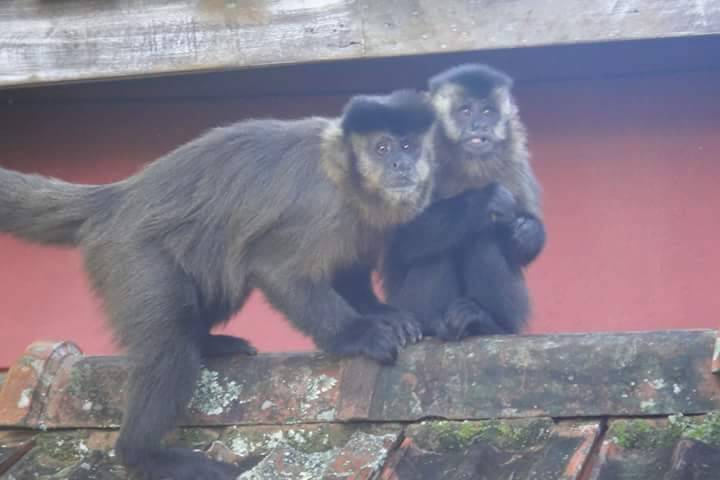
381 64 546 341
0 90 435 480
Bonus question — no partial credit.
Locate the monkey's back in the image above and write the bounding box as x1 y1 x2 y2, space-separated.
81 116 354 302
97 118 325 230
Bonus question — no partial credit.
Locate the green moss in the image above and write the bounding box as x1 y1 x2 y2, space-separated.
165 428 221 449
674 412 720 447
34 432 89 463
409 419 552 452
609 419 680 450
610 413 720 450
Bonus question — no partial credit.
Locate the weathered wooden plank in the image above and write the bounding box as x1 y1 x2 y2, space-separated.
360 0 720 57
368 330 720 421
3 35 720 103
0 0 719 88
0 0 364 87
1 331 718 428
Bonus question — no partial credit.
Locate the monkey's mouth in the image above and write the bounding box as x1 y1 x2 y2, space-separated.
388 182 417 192
462 136 493 154
387 177 419 194
466 136 491 146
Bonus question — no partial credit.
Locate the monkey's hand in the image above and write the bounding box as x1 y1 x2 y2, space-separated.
437 297 506 341
503 214 546 266
368 307 424 346
464 183 517 232
327 311 422 365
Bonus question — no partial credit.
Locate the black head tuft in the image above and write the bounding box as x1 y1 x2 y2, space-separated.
428 63 513 97
341 90 436 137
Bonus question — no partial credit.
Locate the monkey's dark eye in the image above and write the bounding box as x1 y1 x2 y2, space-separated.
376 143 390 155
482 106 495 115
459 105 472 116
401 143 410 151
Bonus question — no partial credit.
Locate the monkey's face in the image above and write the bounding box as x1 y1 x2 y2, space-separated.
433 84 510 157
451 96 501 155
351 132 433 205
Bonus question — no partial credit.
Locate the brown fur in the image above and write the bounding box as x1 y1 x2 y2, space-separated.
0 91 435 480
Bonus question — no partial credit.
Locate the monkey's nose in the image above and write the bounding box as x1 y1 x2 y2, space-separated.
392 155 415 172
392 161 412 172
471 121 488 132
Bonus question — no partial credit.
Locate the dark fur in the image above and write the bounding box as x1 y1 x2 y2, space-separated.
341 90 436 136
382 64 545 340
0 91 434 480
429 64 513 98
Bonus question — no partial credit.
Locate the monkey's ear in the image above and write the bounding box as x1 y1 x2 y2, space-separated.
340 90 436 137
428 63 513 96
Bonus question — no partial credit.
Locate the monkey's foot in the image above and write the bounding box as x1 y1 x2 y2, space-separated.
200 334 258 357
438 298 505 341
127 448 240 480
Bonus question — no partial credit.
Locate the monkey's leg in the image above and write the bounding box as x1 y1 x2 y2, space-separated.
260 275 411 364
106 258 241 480
456 235 530 336
197 286 258 358
384 255 463 338
117 337 240 480
438 297 505 340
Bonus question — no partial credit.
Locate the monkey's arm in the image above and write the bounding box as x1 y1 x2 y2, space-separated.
501 167 546 267
262 275 420 364
391 184 512 264
333 263 393 314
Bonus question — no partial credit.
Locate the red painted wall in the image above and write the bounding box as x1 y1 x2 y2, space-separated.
1 69 719 367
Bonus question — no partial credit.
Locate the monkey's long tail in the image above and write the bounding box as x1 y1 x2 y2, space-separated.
0 167 118 247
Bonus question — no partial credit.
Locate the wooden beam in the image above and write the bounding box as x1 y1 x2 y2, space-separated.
1 0 719 88
1 331 718 428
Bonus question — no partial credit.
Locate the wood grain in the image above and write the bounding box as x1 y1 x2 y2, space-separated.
1 0 718 88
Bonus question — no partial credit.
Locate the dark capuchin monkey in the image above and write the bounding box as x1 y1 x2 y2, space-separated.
0 90 435 480
381 64 546 341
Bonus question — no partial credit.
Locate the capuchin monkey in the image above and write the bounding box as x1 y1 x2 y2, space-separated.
381 64 545 341
0 90 435 480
